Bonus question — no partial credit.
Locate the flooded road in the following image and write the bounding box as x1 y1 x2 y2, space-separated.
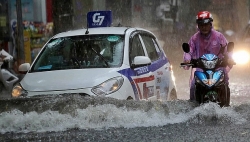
0 61 250 142
1 95 250 142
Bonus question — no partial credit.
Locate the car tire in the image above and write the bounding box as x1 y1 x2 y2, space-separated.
127 96 134 100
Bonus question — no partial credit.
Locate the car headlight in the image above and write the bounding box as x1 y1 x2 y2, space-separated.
91 76 124 96
12 83 28 98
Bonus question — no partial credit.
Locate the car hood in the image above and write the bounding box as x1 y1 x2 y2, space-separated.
21 68 122 92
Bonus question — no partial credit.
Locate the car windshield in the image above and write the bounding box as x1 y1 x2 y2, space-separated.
31 34 124 72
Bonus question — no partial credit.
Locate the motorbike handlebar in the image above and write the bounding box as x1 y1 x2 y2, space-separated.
180 63 194 68
180 58 199 68
180 57 236 69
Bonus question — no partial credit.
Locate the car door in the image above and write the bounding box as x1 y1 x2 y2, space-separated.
129 32 155 100
140 33 171 100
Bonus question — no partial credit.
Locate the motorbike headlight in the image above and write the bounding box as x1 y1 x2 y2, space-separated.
12 83 27 98
201 58 218 69
91 76 124 96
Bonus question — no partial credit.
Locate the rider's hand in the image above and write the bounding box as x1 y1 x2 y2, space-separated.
227 58 236 65
183 60 190 70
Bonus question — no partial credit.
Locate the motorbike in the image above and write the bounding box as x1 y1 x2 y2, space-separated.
0 49 20 95
180 42 235 107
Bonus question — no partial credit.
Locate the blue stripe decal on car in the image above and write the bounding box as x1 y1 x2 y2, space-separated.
118 54 169 100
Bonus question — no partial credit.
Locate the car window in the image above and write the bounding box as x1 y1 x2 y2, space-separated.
129 34 145 65
140 34 159 61
31 35 124 72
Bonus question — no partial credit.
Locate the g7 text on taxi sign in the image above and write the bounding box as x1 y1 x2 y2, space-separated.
87 11 112 28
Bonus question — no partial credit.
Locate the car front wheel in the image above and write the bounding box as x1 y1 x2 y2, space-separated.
168 89 177 100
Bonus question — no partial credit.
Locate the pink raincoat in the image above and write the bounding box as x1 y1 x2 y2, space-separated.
183 28 233 88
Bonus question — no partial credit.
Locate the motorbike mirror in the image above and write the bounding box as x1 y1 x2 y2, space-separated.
218 44 226 55
182 43 190 53
227 42 234 52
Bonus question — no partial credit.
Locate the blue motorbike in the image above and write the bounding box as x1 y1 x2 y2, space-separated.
180 42 235 107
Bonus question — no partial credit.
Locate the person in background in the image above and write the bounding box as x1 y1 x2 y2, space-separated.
182 11 233 101
0 40 12 62
0 40 21 75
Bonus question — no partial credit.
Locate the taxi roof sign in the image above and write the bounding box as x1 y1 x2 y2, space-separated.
87 11 112 28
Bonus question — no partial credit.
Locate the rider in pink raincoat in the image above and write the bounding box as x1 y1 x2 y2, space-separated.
183 11 233 100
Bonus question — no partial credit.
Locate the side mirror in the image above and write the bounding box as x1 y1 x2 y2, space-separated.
227 42 234 52
182 43 190 53
131 56 151 68
19 63 30 74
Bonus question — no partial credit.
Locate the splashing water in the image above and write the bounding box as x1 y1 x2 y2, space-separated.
0 96 246 134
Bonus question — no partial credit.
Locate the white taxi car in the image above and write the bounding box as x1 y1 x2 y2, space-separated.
12 11 177 101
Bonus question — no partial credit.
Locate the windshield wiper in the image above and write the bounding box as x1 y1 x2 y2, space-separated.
91 48 110 67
